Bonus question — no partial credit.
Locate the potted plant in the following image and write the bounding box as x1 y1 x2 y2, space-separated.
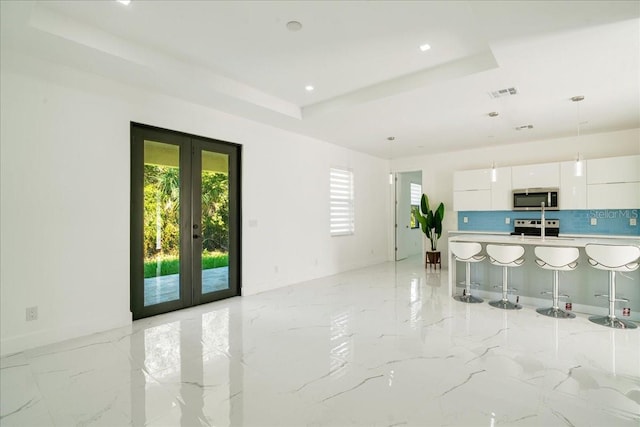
412 193 445 268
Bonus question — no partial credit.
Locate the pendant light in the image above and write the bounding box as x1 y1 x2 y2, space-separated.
488 111 499 182
571 96 585 177
388 136 395 184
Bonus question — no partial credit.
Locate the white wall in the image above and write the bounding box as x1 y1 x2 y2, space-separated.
392 128 640 266
0 51 390 356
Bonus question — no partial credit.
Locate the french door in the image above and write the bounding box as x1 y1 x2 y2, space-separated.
130 123 241 320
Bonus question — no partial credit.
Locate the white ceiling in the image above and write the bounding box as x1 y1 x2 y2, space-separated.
1 1 639 158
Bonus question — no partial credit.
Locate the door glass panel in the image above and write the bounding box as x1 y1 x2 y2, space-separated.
200 150 230 294
143 140 181 306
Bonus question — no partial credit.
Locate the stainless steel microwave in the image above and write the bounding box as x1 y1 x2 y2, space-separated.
512 188 559 211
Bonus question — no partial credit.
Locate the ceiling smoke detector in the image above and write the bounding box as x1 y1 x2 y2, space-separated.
489 87 518 99
488 112 499 117
515 124 534 131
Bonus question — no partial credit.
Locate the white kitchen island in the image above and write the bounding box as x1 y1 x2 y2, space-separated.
447 232 640 322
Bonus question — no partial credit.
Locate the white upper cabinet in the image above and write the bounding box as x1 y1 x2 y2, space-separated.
453 169 490 191
586 155 640 209
491 167 512 210
587 183 640 209
453 189 491 211
560 160 587 209
453 169 491 211
511 163 560 189
586 155 640 184
453 155 639 212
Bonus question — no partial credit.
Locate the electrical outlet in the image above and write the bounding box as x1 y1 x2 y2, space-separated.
505 217 511 224
590 217 597 226
631 218 637 226
26 306 38 321
463 217 468 223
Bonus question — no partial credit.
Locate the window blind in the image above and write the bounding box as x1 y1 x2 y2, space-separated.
410 183 422 206
330 168 354 236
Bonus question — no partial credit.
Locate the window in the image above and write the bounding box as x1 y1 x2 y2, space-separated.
410 182 422 229
330 167 354 236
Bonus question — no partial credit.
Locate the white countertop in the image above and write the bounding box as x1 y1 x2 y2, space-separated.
448 233 640 247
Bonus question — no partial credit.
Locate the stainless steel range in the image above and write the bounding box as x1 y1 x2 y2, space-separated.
510 219 560 237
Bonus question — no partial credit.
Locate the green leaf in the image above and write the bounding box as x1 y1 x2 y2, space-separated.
420 193 429 215
434 202 444 238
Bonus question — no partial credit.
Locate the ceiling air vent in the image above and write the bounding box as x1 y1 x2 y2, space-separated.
489 87 518 98
515 124 534 130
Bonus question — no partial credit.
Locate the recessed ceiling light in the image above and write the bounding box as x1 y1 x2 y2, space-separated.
488 112 499 117
571 95 585 102
286 21 302 31
116 0 131 5
305 85 314 92
419 43 431 52
387 136 396 141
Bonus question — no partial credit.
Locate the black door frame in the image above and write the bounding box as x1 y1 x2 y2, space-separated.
130 122 242 320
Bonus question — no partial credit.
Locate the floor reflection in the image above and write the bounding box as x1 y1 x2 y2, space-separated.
130 306 242 426
330 310 352 380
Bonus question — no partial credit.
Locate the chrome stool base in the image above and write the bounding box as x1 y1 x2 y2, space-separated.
536 307 576 319
489 299 522 310
454 294 484 304
588 315 637 329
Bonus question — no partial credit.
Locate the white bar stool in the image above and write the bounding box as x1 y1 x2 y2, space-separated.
450 242 485 303
585 244 640 329
486 244 525 310
534 246 579 319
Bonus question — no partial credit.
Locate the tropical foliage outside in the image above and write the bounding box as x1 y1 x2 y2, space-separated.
144 164 229 278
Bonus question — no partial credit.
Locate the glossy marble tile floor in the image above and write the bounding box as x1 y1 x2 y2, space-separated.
2 256 639 427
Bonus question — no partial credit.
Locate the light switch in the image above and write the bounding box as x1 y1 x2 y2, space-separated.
590 217 597 226
505 217 511 224
463 217 468 223
631 218 637 226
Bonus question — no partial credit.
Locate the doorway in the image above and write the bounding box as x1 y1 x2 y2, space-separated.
395 171 423 261
130 123 241 320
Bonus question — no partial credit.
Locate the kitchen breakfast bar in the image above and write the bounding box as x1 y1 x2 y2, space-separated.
447 233 640 323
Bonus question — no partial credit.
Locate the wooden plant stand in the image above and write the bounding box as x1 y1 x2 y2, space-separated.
426 251 442 269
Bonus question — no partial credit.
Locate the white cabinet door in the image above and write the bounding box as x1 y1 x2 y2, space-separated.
454 190 491 211
453 169 490 191
491 167 512 210
587 155 640 184
560 161 587 209
587 183 640 209
512 163 560 189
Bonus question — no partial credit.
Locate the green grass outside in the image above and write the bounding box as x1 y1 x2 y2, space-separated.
144 252 229 278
